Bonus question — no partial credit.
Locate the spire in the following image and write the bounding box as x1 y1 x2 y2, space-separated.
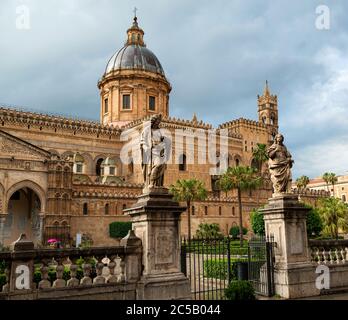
192 113 198 123
257 80 278 106
264 80 270 96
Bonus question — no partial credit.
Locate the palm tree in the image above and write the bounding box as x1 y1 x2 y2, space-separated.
322 172 331 192
252 143 269 173
195 223 223 239
169 179 208 239
218 166 262 247
322 172 338 195
296 175 310 190
329 173 338 197
318 197 348 239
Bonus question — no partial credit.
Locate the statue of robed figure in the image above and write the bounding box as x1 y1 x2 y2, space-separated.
267 133 294 195
140 114 170 191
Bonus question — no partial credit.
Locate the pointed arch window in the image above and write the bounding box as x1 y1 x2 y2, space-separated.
96 158 104 176
83 203 88 215
179 154 186 171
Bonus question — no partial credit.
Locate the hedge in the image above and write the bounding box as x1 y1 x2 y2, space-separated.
109 222 132 238
184 239 248 255
225 280 255 300
203 258 246 280
203 258 264 280
229 226 248 240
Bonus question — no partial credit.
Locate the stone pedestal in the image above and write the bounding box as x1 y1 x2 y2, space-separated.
124 187 190 300
261 194 320 299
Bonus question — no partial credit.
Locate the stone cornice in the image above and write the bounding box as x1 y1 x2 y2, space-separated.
0 106 122 136
73 181 143 189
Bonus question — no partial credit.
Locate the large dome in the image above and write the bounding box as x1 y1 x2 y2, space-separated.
105 44 165 76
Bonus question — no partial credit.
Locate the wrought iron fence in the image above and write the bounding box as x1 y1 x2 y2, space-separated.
181 236 249 300
248 235 275 297
181 235 275 300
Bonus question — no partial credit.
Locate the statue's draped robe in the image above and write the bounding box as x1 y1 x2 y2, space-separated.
268 144 292 194
140 125 167 188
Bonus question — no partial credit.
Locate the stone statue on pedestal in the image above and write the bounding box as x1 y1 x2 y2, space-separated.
140 114 169 191
267 133 294 195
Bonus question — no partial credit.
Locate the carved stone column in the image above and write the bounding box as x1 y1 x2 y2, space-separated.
38 213 45 245
124 187 190 300
261 194 320 299
0 214 6 248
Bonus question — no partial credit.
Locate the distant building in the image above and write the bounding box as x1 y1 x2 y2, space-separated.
306 175 348 203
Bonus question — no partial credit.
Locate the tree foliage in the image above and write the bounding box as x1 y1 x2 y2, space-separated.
305 205 323 238
169 179 208 239
195 223 223 239
322 172 338 192
218 166 262 246
252 143 269 172
250 208 265 236
296 175 310 189
318 197 348 239
250 205 323 239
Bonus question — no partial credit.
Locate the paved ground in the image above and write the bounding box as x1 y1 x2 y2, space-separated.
257 292 348 300
299 293 348 300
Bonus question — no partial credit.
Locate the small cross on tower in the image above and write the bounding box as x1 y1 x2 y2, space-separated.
133 7 138 18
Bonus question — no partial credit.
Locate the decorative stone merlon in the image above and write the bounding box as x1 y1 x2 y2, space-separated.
121 230 142 247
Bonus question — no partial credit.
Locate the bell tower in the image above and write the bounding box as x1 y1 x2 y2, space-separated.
258 81 279 142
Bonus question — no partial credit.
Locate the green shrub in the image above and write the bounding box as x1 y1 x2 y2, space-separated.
195 223 223 239
225 280 255 300
250 209 265 236
204 259 264 281
109 222 132 238
305 205 323 238
229 226 248 240
203 258 247 280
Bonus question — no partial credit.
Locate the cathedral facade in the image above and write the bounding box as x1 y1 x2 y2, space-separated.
0 17 279 247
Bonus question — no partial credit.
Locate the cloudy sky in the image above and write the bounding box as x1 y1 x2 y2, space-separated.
1 0 347 179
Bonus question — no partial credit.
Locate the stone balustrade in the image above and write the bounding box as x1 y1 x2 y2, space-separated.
0 232 142 300
309 240 348 265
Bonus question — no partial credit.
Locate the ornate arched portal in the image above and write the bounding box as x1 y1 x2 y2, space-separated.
2 181 46 246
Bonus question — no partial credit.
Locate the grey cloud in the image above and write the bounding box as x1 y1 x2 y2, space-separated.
1 0 347 178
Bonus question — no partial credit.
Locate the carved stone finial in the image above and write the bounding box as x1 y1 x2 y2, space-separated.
11 233 34 251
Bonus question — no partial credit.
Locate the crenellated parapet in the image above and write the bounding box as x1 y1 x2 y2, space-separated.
219 117 267 131
292 188 330 197
122 114 213 130
0 106 122 137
